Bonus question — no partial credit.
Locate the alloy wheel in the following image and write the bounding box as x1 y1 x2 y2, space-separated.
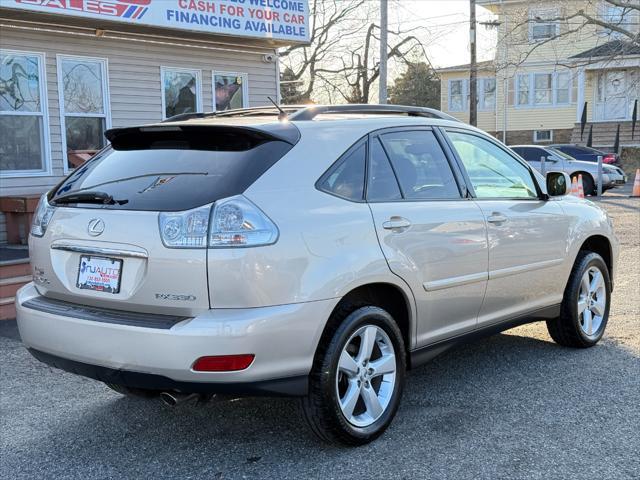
335 325 397 428
577 266 607 337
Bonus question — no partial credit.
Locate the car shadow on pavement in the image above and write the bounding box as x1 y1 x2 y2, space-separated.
10 323 636 480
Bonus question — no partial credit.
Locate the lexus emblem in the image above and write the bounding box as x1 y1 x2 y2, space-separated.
87 218 105 236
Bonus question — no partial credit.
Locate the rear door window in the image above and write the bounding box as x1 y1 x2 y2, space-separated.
367 137 402 202
378 130 461 200
51 126 295 211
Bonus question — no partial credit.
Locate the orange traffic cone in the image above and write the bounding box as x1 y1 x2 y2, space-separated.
577 174 585 198
570 176 578 196
631 169 640 198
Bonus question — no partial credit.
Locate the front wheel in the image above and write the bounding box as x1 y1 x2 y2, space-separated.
547 251 611 348
301 306 406 445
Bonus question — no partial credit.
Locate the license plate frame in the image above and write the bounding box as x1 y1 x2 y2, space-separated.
76 255 123 294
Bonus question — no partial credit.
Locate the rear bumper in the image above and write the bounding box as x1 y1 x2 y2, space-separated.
16 283 337 395
27 348 307 396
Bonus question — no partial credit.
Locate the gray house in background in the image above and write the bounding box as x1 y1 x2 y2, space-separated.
0 0 309 244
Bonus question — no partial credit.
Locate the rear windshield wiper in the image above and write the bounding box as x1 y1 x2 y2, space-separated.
53 191 127 206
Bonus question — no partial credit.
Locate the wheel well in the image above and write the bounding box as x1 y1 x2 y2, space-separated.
579 235 612 276
318 283 412 359
571 171 594 183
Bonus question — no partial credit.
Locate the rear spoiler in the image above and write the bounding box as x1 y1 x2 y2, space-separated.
105 123 300 150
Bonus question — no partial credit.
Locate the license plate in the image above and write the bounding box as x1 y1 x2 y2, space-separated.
76 255 123 294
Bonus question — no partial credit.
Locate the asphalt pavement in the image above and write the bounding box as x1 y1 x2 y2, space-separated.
1 191 638 480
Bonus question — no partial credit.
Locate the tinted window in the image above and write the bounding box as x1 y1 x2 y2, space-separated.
379 131 460 200
447 131 538 199
367 138 402 202
512 147 546 162
51 127 294 211
318 142 366 201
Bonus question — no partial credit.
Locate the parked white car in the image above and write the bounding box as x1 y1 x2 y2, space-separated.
17 105 619 445
510 145 627 195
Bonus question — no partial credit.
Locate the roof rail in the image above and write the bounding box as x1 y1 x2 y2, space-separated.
162 104 461 124
162 105 305 123
287 104 461 122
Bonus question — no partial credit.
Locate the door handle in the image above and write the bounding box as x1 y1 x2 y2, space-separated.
487 212 508 224
382 217 412 232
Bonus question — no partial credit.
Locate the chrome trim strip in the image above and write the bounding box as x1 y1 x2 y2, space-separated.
423 271 488 292
51 244 148 259
489 258 564 280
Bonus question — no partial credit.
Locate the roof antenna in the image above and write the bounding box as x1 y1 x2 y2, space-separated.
267 96 288 121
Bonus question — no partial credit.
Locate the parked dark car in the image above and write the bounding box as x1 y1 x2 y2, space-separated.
551 144 620 166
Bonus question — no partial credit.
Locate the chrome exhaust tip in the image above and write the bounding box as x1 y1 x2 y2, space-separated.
159 391 200 407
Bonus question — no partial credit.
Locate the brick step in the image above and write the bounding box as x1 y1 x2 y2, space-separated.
0 275 31 300
0 297 16 321
0 261 31 278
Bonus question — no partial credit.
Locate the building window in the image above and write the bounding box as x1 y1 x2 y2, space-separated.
448 79 468 112
479 78 496 110
534 130 553 143
533 73 553 105
213 71 248 111
529 8 559 42
600 3 636 38
58 56 110 171
161 67 202 120
555 72 571 105
517 74 530 106
517 72 572 107
0 50 49 176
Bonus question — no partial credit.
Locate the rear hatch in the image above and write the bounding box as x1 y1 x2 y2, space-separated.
30 122 298 316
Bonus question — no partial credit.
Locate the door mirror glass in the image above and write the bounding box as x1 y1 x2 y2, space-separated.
546 171 571 196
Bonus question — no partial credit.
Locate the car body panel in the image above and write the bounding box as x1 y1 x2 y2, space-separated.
29 207 209 316
369 199 488 345
472 199 570 324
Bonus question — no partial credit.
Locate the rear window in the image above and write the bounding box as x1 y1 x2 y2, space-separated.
50 126 295 211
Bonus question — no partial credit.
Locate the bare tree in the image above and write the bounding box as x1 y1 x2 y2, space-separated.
279 1 432 104
278 0 367 104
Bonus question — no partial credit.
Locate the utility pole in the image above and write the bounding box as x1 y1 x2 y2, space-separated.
469 0 478 126
379 0 388 104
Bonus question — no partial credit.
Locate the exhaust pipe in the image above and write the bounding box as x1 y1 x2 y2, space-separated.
159 391 201 407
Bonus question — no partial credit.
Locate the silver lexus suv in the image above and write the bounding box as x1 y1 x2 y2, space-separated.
17 105 618 445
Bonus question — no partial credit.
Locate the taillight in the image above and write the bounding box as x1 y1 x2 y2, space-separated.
192 354 255 372
209 195 278 248
158 195 278 249
30 193 56 238
603 154 616 164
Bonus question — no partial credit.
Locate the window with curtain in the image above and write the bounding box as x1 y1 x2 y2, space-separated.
59 56 109 170
449 79 467 112
162 67 201 119
213 72 248 111
0 51 47 174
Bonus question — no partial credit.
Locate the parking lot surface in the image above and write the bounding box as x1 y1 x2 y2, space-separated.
1 191 638 480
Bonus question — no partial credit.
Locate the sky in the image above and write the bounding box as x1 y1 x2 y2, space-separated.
387 0 497 68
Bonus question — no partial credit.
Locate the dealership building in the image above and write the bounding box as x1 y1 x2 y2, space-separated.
0 0 309 244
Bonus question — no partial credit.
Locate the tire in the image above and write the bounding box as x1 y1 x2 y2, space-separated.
546 251 611 348
105 382 160 399
301 305 406 446
572 173 595 196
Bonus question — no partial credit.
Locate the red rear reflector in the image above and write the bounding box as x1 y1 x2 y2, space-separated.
192 354 255 372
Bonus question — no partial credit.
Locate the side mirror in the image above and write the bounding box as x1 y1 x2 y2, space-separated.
546 171 571 196
545 156 559 163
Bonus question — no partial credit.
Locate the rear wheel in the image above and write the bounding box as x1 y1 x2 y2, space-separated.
547 251 610 348
104 383 160 399
301 306 406 445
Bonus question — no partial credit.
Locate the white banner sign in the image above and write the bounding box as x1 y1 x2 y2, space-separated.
7 0 309 42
